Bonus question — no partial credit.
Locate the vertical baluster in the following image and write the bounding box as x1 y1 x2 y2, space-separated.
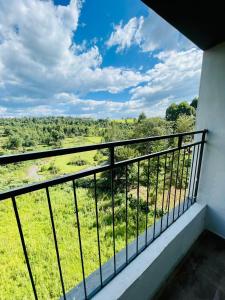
178 149 186 217
94 173 103 287
183 147 191 213
173 148 181 222
193 130 206 201
167 151 175 227
125 164 128 264
46 187 66 300
186 146 196 209
110 146 116 274
12 196 38 300
136 161 140 254
153 156 160 239
191 145 200 204
145 159 150 246
160 154 167 233
72 181 87 299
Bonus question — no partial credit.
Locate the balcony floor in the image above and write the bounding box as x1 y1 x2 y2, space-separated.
155 230 225 300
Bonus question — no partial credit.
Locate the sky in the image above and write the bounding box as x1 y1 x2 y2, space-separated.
0 0 203 119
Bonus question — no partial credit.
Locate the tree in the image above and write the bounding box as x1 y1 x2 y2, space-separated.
133 117 173 154
138 112 147 123
165 102 195 121
175 115 195 133
190 97 198 110
3 127 13 136
5 135 22 149
22 134 36 147
51 130 65 146
165 103 178 121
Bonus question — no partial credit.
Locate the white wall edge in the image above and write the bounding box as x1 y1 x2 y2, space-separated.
92 203 207 300
196 41 225 239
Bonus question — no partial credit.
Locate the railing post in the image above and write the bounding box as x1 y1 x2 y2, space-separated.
193 130 207 201
0 129 209 300
72 181 87 299
12 196 38 300
46 187 66 299
109 145 116 274
110 146 115 166
178 135 182 148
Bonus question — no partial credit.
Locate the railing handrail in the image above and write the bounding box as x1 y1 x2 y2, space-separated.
0 140 204 201
0 129 208 300
0 129 207 164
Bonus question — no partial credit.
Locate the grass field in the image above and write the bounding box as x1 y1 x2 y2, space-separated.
0 136 104 191
0 182 160 299
0 132 186 299
0 135 114 299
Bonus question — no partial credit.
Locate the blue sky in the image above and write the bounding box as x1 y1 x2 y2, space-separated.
0 0 202 118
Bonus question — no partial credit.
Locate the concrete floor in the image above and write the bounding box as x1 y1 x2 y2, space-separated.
154 230 225 300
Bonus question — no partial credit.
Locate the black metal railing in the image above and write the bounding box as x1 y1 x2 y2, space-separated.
0 129 207 300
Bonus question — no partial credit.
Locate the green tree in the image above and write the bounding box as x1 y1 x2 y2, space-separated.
165 103 178 121
133 117 173 154
138 112 147 122
22 134 36 147
166 102 195 121
3 127 13 136
5 135 22 149
190 97 198 110
175 115 195 133
51 130 65 147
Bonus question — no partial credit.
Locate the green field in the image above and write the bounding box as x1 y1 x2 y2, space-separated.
0 113 194 299
0 134 150 299
0 135 163 299
0 136 104 191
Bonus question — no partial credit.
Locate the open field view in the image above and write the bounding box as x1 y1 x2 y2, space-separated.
0 101 197 299
0 0 209 298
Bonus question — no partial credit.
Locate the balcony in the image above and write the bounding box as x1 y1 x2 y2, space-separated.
1 0 225 298
0 130 209 299
156 230 225 299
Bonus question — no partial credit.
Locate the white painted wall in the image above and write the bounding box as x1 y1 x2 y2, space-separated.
197 41 225 238
92 204 206 300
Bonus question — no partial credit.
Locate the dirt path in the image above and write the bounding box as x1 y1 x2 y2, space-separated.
27 165 42 180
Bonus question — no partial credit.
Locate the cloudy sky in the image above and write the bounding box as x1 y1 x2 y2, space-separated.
0 0 203 118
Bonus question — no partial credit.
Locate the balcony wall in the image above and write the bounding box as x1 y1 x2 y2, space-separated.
92 203 206 300
197 41 225 238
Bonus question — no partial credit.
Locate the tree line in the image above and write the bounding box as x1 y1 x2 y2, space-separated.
0 98 197 151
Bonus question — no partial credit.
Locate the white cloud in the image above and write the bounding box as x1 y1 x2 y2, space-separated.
0 48 202 119
54 93 143 115
106 9 193 53
131 48 202 104
0 1 202 119
51 93 172 118
0 105 65 118
0 0 148 104
0 93 143 118
106 17 144 53
0 106 7 114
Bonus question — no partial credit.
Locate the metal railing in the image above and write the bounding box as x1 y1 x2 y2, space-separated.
0 129 207 299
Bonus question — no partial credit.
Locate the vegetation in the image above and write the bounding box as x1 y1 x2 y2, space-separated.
0 99 197 299
165 100 197 122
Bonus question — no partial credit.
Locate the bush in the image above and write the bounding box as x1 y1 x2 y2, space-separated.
48 162 60 174
40 165 48 172
5 135 22 149
67 158 87 166
128 195 148 213
76 177 93 188
93 151 105 164
22 136 36 147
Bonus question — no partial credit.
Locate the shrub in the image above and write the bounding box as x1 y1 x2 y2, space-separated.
5 135 22 149
67 158 87 166
48 162 60 174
